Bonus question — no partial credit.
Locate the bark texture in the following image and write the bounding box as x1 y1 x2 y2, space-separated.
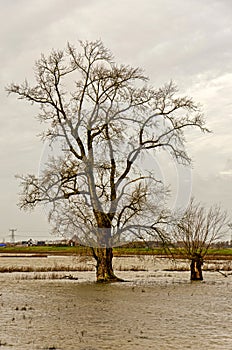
190 254 203 281
95 248 123 283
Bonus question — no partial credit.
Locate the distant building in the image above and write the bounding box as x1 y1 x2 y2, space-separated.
37 241 46 246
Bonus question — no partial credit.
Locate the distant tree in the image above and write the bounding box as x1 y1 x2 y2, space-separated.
172 198 229 280
7 40 208 282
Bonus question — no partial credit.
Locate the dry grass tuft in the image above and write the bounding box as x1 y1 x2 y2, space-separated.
15 272 80 280
0 264 94 273
116 265 148 272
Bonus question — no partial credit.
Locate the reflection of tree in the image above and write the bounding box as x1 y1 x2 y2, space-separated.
7 40 208 282
172 198 230 280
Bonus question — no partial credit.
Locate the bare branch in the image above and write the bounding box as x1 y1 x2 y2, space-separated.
8 40 209 250
172 197 230 259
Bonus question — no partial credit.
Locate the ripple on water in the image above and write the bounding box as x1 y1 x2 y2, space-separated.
0 257 232 349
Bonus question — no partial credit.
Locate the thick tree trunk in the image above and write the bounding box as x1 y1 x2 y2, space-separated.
94 247 123 283
190 254 203 281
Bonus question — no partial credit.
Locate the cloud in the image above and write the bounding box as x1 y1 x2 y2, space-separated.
220 170 232 176
219 159 232 177
192 172 232 215
0 0 232 239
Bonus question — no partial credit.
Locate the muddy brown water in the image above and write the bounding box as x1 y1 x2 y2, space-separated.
0 255 231 349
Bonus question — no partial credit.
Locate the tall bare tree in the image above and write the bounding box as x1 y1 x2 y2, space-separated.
7 40 208 282
172 198 229 280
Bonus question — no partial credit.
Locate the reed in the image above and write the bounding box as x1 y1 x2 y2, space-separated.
0 264 94 273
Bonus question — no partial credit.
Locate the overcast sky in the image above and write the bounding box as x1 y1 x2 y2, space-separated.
0 0 231 241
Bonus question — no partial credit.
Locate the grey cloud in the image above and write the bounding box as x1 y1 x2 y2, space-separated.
220 159 232 177
0 0 232 239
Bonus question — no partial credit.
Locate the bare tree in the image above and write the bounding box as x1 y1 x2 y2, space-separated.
7 40 208 282
172 198 230 280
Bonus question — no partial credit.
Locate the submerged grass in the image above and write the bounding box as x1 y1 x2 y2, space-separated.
0 264 149 273
0 265 94 273
164 261 232 272
15 272 80 280
17 272 63 280
117 265 148 272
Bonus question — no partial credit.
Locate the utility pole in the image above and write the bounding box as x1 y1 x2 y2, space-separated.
9 228 17 243
228 223 232 247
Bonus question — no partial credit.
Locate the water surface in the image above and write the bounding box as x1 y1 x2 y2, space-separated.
0 256 231 349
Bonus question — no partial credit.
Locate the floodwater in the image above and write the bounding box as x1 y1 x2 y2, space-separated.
0 255 232 349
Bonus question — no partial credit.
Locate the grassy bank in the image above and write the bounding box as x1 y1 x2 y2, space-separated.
1 245 232 259
0 245 167 256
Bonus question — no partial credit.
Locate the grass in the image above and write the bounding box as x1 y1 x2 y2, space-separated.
116 265 148 272
17 272 63 280
0 264 149 273
1 263 149 280
0 264 94 273
0 245 88 255
15 272 81 280
204 261 232 271
0 245 168 256
206 248 232 258
11 263 232 279
1 245 232 259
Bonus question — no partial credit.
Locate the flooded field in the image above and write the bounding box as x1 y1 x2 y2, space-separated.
0 255 232 349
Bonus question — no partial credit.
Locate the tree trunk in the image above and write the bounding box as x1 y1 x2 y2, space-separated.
94 247 123 283
190 254 203 281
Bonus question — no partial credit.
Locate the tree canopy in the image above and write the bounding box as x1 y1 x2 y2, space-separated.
7 40 209 281
172 198 229 259
171 198 230 280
